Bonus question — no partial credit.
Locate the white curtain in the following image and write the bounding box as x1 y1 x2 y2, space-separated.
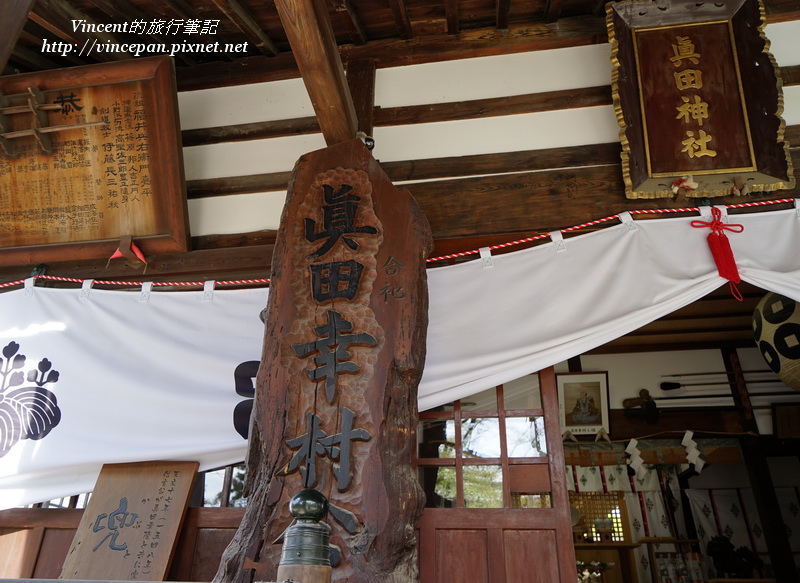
2 204 800 507
0 284 267 508
421 205 800 409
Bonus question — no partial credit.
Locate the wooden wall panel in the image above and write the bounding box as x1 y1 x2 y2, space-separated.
189 528 240 581
503 530 559 583
0 506 245 583
508 464 551 493
169 507 245 582
434 529 489 583
0 527 44 577
0 508 81 580
33 527 77 579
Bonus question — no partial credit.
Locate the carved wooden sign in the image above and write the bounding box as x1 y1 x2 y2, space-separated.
216 138 431 583
0 56 187 265
60 461 198 581
608 0 794 198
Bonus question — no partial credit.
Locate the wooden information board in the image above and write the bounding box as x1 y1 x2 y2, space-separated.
60 461 198 581
0 56 188 265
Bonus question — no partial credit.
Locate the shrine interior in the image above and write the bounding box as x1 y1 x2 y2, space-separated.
1 0 800 582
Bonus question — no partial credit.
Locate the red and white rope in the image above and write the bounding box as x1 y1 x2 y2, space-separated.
1 198 794 289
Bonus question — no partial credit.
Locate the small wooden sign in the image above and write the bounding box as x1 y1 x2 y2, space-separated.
608 0 794 198
0 56 188 265
60 461 198 581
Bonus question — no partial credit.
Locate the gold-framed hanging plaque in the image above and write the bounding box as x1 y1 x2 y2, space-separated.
607 0 794 198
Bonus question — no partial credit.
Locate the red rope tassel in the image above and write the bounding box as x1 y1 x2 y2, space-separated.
691 207 745 300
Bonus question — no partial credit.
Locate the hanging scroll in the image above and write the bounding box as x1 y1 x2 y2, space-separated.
607 0 794 198
0 56 187 265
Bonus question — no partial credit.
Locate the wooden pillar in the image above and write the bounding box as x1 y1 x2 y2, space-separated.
215 138 431 583
723 347 797 579
346 59 376 138
740 437 798 581
721 346 758 434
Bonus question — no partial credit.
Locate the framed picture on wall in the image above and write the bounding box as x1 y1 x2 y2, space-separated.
557 372 610 436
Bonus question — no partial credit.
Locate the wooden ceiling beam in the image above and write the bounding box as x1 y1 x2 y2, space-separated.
183 146 799 245
29 0 132 61
0 245 274 287
332 0 368 45
346 59 376 136
161 0 203 22
496 0 510 30
181 84 614 146
83 0 201 66
182 117 320 147
176 15 606 90
0 0 37 74
386 0 413 39
8 44 63 71
209 0 279 55
544 0 562 23
445 0 459 34
274 0 358 144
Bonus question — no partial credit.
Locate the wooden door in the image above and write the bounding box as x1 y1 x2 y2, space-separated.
417 367 576 583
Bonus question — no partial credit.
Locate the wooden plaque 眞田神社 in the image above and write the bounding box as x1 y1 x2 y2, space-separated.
0 56 188 265
607 0 794 198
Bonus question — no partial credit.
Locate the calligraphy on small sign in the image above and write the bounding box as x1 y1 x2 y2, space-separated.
631 21 754 177
669 35 717 160
92 497 138 553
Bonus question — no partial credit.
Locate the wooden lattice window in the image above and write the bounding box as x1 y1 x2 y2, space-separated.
416 375 554 509
568 491 631 543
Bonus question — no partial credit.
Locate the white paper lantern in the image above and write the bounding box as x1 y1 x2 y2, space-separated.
753 293 800 390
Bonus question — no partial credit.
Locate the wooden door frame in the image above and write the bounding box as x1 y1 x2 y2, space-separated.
416 366 577 582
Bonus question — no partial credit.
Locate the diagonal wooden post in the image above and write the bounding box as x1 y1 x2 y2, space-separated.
274 0 358 145
0 0 37 73
216 138 431 583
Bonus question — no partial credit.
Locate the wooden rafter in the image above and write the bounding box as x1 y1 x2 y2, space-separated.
386 0 413 39
9 44 62 72
544 0 562 23
29 0 131 61
496 0 510 30
176 16 607 90
0 0 37 73
209 0 279 55
83 0 201 66
274 0 358 144
346 59 376 135
161 0 202 21
444 0 459 34
332 0 368 45
182 84 613 146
